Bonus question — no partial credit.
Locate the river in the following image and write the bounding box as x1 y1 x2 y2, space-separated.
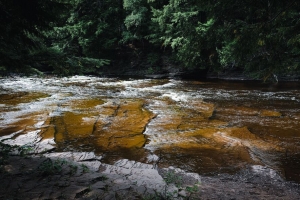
1 76 299 183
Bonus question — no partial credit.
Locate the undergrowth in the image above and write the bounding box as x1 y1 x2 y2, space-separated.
0 142 33 172
143 170 201 200
37 157 90 176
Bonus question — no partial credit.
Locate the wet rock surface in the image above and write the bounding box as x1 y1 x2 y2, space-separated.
93 100 155 150
1 76 300 199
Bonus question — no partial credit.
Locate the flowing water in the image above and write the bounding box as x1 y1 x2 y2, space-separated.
1 76 300 183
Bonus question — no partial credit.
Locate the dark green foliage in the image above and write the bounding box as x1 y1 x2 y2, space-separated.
0 0 68 74
149 0 207 69
0 142 13 168
149 0 300 81
0 142 33 171
37 158 67 176
163 170 183 187
122 0 150 43
0 0 299 80
41 0 116 75
210 0 300 81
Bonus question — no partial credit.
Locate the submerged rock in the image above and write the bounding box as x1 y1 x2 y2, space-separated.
48 98 155 151
93 99 155 150
260 109 282 117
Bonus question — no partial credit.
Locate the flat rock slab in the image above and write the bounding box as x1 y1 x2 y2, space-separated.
44 152 102 162
1 154 300 200
114 158 156 169
0 156 164 199
100 161 166 193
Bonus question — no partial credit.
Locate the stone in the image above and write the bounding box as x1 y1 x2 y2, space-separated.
93 99 155 150
127 168 166 191
178 189 187 197
111 183 131 191
114 159 136 168
81 189 106 199
62 185 89 199
113 178 127 184
147 154 159 163
38 188 54 200
100 160 167 194
54 180 72 187
3 130 40 147
132 162 155 169
80 160 101 171
91 182 106 190
34 138 56 153
160 167 201 188
76 173 99 184
131 185 147 195
114 159 155 169
43 152 102 164
185 172 201 184
259 109 282 117
72 152 102 161
166 184 179 197
100 163 132 175
53 100 102 144
251 165 283 181
102 192 117 200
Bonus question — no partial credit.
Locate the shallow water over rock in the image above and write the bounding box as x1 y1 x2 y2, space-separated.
1 76 300 183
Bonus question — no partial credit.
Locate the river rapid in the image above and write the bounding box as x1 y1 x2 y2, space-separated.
1 76 300 183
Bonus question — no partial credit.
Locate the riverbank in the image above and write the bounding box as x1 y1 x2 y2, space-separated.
98 62 300 82
1 152 299 200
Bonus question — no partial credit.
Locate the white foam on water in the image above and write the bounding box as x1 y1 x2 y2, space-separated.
151 81 177 89
144 132 196 151
67 75 96 81
34 121 45 128
82 117 97 123
0 111 28 126
162 92 190 102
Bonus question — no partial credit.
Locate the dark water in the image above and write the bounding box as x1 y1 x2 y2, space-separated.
0 76 299 183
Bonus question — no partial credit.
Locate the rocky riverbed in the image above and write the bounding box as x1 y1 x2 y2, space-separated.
1 152 299 200
1 76 300 199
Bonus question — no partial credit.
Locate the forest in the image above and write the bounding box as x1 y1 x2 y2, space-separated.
1 0 300 81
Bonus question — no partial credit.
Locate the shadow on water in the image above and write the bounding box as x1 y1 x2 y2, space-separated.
282 153 300 183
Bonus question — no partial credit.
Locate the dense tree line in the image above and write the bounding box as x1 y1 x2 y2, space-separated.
1 0 299 80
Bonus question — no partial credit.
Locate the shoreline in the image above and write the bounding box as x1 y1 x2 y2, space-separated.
1 152 300 200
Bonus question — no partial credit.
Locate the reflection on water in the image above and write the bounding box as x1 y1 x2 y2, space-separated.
0 76 300 183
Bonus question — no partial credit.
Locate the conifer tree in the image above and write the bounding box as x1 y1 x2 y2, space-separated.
0 0 68 74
